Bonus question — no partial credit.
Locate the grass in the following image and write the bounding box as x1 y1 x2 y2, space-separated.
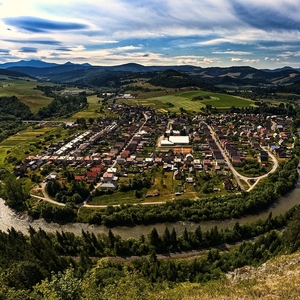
0 77 54 113
0 147 7 166
69 95 103 120
67 95 119 121
90 190 142 205
130 90 255 113
77 206 104 223
153 251 300 300
0 125 71 169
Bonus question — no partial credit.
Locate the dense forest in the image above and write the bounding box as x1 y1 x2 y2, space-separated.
37 94 88 119
0 96 33 142
149 69 217 91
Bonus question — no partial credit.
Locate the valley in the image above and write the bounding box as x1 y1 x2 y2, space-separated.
0 60 300 299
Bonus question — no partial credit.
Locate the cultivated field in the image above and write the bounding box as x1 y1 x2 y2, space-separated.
0 77 53 113
130 90 255 112
0 126 68 168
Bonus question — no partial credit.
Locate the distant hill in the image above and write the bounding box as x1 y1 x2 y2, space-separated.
7 63 94 78
148 69 198 88
104 63 200 73
1 59 300 88
0 68 33 78
262 66 300 73
0 59 59 69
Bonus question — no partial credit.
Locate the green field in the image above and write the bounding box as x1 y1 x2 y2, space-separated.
132 91 255 112
0 77 54 113
0 126 69 168
69 95 103 120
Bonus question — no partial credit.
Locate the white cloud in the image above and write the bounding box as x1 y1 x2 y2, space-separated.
111 45 143 52
231 57 260 64
244 59 260 63
0 0 299 68
231 58 243 62
213 51 252 55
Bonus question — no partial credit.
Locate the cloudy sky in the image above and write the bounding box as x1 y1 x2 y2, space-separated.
0 0 300 68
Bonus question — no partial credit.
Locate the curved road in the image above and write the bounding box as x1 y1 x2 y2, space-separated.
31 124 280 208
206 123 279 192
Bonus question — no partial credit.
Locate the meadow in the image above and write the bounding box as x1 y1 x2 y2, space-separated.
0 125 69 168
0 77 53 113
130 90 255 113
69 95 103 120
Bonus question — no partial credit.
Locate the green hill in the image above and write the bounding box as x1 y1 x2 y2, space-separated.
0 68 32 78
149 69 198 88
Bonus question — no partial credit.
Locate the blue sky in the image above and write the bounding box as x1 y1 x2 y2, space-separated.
0 0 300 68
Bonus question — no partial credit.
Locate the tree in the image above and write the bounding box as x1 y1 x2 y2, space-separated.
3 174 28 210
33 268 82 300
284 208 300 253
148 228 160 249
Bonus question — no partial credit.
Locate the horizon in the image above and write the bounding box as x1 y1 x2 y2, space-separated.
0 0 300 69
1 58 299 71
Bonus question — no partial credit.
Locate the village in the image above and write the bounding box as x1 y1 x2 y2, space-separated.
19 102 295 202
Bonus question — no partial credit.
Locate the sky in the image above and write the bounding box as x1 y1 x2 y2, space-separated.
0 0 300 69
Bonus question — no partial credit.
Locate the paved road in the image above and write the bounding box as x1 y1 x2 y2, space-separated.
31 121 279 208
206 123 279 191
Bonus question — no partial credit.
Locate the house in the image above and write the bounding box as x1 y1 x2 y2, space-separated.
75 175 85 181
45 171 58 181
232 156 242 167
117 157 126 165
86 171 98 183
173 169 182 180
100 181 118 190
186 177 194 184
145 189 160 197
223 178 234 190
103 172 114 182
260 151 269 162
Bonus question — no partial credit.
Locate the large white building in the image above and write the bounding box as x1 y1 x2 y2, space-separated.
160 136 190 146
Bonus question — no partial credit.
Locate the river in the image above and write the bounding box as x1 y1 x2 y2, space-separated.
1 173 300 239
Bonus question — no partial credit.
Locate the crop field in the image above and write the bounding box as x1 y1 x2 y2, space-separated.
0 77 53 113
0 126 67 168
132 90 255 112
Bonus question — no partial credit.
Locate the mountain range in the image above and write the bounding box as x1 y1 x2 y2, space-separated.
1 59 300 88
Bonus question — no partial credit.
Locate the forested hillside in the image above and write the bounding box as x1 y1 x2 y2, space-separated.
0 96 33 142
148 69 215 90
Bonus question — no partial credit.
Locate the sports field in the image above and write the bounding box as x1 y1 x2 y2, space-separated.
0 77 54 113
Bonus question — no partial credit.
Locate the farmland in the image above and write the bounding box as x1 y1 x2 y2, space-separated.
130 90 256 113
0 77 54 113
69 95 104 120
0 126 70 169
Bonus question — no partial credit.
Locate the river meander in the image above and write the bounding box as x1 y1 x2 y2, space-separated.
0 173 300 239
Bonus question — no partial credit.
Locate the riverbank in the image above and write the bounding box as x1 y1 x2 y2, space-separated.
1 171 300 238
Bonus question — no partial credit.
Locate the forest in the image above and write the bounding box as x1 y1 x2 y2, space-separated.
0 204 299 299
0 96 33 142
